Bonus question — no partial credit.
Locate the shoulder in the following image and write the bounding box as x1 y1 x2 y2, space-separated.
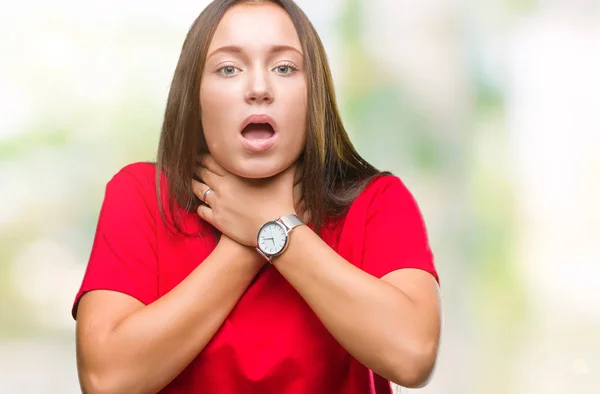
339 173 428 230
355 174 416 209
100 162 159 218
102 162 162 206
363 174 406 194
105 162 202 234
108 162 157 191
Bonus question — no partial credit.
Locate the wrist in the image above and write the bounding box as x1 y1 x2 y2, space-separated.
259 207 297 227
270 225 316 271
255 214 305 263
255 208 297 238
217 235 265 270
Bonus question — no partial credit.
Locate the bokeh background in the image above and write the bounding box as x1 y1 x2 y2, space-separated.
1 0 599 393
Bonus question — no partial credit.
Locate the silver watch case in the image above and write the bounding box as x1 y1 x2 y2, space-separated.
256 214 304 262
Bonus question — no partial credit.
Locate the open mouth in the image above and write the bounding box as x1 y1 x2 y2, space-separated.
239 114 278 152
241 122 275 141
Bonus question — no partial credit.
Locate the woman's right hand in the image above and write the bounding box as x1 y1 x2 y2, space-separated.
194 155 307 246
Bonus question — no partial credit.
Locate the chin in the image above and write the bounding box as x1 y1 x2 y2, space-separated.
227 157 292 180
233 163 284 179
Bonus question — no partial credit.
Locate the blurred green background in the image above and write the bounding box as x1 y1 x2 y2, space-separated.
1 0 599 393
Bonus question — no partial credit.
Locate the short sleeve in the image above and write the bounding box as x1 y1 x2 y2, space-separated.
72 165 159 318
361 176 439 283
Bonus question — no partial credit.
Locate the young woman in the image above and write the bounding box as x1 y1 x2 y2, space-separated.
73 1 442 393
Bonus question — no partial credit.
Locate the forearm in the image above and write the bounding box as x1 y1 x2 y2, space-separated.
273 226 439 387
85 238 263 393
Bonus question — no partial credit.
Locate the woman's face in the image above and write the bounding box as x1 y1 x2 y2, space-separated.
200 2 307 179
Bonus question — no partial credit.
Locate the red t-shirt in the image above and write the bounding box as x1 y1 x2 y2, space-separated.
73 162 438 394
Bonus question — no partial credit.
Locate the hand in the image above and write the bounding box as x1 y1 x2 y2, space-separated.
192 154 298 247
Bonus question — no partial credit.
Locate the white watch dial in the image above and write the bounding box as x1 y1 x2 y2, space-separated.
258 222 287 255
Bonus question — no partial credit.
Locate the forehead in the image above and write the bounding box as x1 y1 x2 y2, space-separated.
208 3 302 53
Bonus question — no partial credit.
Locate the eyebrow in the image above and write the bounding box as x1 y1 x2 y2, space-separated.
206 44 303 60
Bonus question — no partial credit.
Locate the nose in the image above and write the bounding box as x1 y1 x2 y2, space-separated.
244 68 273 105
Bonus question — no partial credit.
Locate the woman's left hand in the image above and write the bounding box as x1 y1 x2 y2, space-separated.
193 154 298 247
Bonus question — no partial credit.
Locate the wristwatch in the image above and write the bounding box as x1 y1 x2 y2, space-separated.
256 214 304 262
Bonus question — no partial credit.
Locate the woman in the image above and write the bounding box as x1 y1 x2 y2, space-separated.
73 0 442 393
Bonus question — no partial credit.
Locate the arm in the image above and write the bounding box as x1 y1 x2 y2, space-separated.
272 226 441 388
193 156 440 386
76 235 264 394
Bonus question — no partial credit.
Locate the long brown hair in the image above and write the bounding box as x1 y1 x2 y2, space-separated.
156 0 387 234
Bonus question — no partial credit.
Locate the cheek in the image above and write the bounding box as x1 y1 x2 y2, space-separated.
283 83 308 133
200 85 221 122
200 85 228 145
199 85 242 172
295 93 308 143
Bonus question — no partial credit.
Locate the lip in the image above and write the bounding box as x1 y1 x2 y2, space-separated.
239 113 278 153
240 114 278 133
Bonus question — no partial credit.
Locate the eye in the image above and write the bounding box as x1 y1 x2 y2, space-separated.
217 65 240 77
273 63 297 76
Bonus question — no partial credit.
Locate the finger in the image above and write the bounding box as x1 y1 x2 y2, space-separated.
191 180 216 205
196 166 218 187
197 204 214 224
198 154 226 177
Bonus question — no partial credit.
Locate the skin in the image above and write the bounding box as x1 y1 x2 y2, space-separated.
76 3 441 393
200 2 307 179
